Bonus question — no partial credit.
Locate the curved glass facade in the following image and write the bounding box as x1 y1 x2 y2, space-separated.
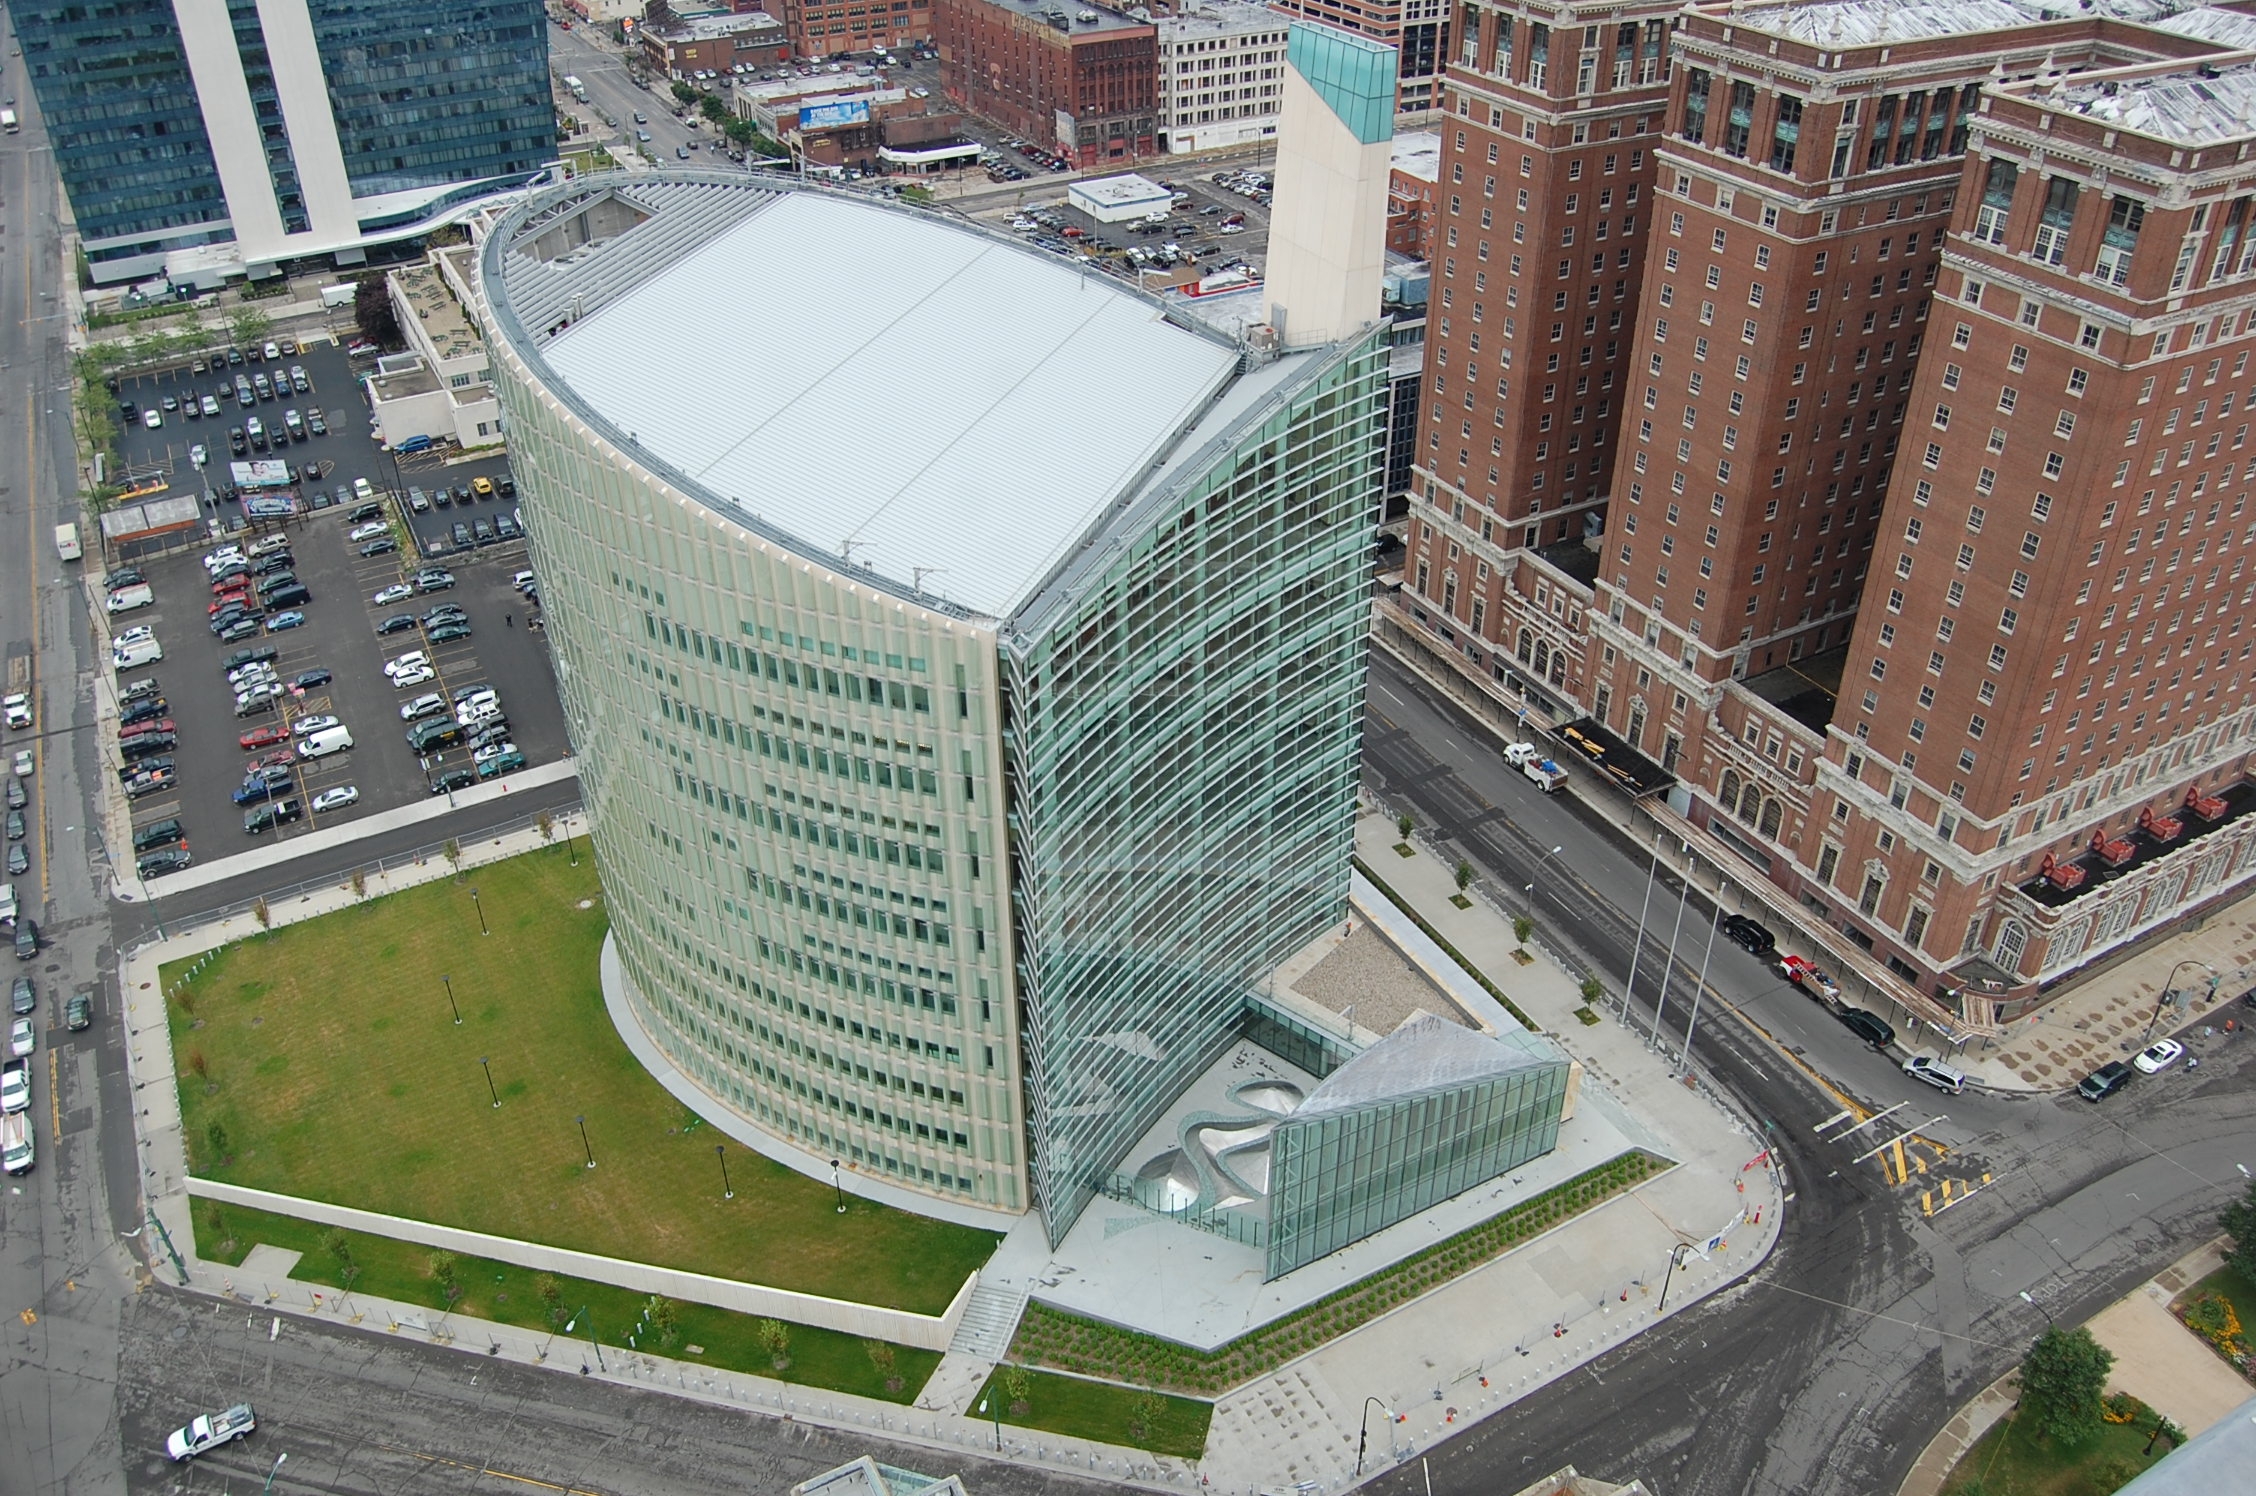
480 175 1389 1235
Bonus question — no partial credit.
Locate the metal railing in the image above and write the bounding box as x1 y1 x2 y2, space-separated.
1097 1170 1268 1248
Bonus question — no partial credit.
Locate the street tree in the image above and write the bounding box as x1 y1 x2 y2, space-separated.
354 276 401 350
2019 1326 2113 1446
226 305 273 351
2222 1177 2256 1281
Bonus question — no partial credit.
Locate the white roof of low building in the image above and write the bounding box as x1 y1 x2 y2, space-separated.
1157 1 1290 43
532 187 1241 617
1391 130 1441 183
1069 172 1172 210
2152 6 2256 47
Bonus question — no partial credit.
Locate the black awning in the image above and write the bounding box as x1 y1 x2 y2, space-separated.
1553 717 1676 797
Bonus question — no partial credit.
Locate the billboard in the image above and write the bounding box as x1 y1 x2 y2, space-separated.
802 98 870 129
229 459 293 490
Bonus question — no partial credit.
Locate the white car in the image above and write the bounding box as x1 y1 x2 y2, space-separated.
382 651 429 677
2132 1038 2185 1074
290 714 341 737
201 548 244 573
391 664 436 689
0 1066 26 1114
114 625 156 645
1502 742 1540 766
472 739 517 765
372 583 414 605
399 693 446 721
348 521 388 543
310 785 360 814
8 1017 30 1059
2 695 29 732
189 443 208 467
9 751 29 778
454 689 499 723
143 408 163 429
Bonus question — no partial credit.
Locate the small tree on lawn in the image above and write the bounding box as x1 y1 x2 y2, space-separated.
756 1317 791 1370
535 1273 566 1327
1001 1363 1032 1416
203 1118 230 1167
251 896 271 929
350 867 367 901
443 837 462 877
428 1250 461 1309
2221 1177 2256 1282
2020 1326 2113 1447
537 810 554 844
1129 1388 1167 1445
644 1295 681 1349
865 1339 902 1392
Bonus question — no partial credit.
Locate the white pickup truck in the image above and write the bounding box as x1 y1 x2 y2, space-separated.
1503 741 1570 793
165 1403 256 1461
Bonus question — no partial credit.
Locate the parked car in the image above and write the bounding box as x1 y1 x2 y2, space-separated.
1720 915 1775 956
427 622 473 645
373 583 414 605
289 668 332 692
1902 1056 1967 1094
413 569 456 592
450 521 473 549
477 751 526 779
429 766 478 794
7 977 29 1016
399 693 448 723
2077 1061 2133 1102
310 786 360 814
265 610 308 632
165 1404 256 1462
2132 1038 2185 1074
65 992 91 1031
360 536 398 557
131 818 185 853
220 645 278 675
1834 1007 1895 1049
241 799 303 835
375 613 419 636
135 849 192 878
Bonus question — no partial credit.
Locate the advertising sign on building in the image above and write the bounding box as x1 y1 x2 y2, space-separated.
802 98 870 129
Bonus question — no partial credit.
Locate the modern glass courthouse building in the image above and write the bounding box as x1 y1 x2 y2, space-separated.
476 23 1575 1267
6 0 554 284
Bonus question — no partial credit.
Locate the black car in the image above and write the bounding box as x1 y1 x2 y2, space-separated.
2 780 19 811
376 613 420 636
8 975 30 1014
252 554 294 577
290 668 333 692
221 645 279 675
65 992 91 1031
432 485 452 509
228 428 249 455
136 849 192 878
132 818 185 853
429 766 478 794
4 845 22 877
422 606 468 628
2078 1061 2133 1101
495 513 522 541
119 697 170 727
450 522 473 549
118 733 177 762
105 568 147 591
360 536 399 557
242 798 304 834
263 583 310 609
2 809 20 842
346 502 383 524
472 518 498 547
13 921 36 962
1720 915 1775 956
1835 1007 1895 1049
496 474 516 498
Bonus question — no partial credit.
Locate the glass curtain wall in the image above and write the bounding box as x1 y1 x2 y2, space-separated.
1001 334 1390 1246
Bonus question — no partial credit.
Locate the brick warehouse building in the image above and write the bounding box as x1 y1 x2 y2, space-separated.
1385 0 2256 1029
934 0 1156 166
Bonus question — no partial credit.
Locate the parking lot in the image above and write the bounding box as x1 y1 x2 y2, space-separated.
969 165 1273 288
102 337 567 874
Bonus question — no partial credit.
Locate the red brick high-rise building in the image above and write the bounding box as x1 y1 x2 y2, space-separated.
1384 0 2256 1029
934 0 1157 166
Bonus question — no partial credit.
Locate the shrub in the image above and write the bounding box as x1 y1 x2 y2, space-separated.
756 1317 791 1369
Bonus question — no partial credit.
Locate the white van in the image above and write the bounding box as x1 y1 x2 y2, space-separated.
112 636 163 669
297 725 354 760
105 583 154 614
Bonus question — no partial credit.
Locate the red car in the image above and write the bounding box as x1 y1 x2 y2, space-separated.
247 748 298 773
238 724 290 750
119 718 176 740
212 573 252 596
1778 954 1842 1003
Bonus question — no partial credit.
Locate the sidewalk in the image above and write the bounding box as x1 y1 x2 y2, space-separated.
1373 626 2256 1096
1896 1238 2254 1496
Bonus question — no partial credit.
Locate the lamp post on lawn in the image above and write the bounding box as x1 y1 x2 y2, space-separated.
442 972 461 1025
479 1056 500 1108
716 1143 733 1199
831 1158 846 1213
977 1391 1001 1450
577 1113 595 1168
470 885 488 935
565 1307 606 1372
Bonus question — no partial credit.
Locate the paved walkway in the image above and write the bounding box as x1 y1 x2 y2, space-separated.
1375 629 2256 1096
1895 1238 2255 1496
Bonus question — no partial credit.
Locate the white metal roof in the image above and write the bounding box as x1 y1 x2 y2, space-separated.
1292 1012 1556 1118
2051 61 2256 143
2154 6 2256 47
539 191 1241 617
1741 0 2182 48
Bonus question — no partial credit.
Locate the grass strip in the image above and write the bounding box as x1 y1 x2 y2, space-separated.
164 843 996 1314
1940 1400 2173 1495
970 1366 1212 1459
193 1198 940 1403
1353 856 1541 1032
1008 1150 1667 1394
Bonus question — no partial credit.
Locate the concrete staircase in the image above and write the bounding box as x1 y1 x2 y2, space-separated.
947 1276 1029 1363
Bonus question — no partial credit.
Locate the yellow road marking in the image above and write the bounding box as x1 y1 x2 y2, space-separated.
406 1452 611 1495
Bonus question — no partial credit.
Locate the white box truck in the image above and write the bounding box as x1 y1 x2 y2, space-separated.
54 523 81 561
564 75 588 102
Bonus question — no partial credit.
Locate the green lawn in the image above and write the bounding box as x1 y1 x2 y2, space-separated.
194 1199 938 1402
973 1366 1212 1460
165 844 997 1314
1941 1409 2174 1496
2176 1264 2256 1342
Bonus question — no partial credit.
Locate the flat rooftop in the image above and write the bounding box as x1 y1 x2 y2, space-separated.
1071 171 1169 207
495 179 1252 618
1156 0 1289 42
1391 130 1441 183
2045 59 2256 144
1737 644 1848 735
976 0 1151 35
1718 0 2182 48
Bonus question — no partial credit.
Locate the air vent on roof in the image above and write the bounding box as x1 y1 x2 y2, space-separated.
1078 8 1100 19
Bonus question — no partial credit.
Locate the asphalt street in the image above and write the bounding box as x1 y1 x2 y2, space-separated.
1357 648 2256 1496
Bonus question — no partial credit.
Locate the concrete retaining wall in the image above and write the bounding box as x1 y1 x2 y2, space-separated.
184 1177 979 1351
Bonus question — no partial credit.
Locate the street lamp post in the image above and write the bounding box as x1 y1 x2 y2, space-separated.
716 1143 733 1199
1620 832 1667 1022
1677 882 1725 1076
577 1113 595 1168
470 885 488 935
442 972 461 1025
1649 846 1696 1048
565 1307 606 1372
1356 1395 1397 1476
977 1391 1001 1450
263 1452 289 1494
2142 958 2217 1047
1656 1242 1689 1313
831 1158 846 1213
479 1056 500 1108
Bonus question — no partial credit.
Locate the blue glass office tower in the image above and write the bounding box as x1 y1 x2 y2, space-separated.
6 0 554 283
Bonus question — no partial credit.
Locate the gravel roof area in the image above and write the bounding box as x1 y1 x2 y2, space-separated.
1287 921 1473 1033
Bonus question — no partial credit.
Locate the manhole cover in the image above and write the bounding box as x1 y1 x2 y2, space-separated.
577 899 593 909
170 1324 187 1341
